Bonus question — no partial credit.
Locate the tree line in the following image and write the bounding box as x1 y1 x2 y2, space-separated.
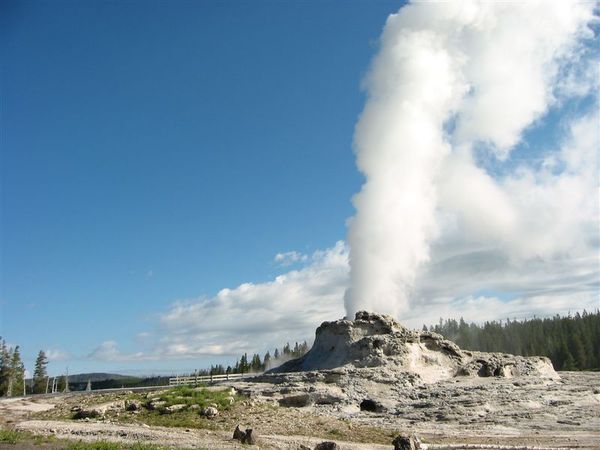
424 310 600 371
0 338 53 396
197 340 310 377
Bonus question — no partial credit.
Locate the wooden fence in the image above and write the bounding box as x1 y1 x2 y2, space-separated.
168 372 259 386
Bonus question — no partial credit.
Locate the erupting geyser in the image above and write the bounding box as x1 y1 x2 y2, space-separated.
344 1 595 318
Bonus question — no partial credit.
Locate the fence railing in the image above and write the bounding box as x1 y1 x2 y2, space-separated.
168 372 259 386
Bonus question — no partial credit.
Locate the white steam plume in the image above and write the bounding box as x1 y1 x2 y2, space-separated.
345 1 596 318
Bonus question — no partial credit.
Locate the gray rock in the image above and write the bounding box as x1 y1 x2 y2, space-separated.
146 400 166 411
125 400 141 411
360 398 386 412
164 404 187 413
233 424 245 440
201 406 218 418
392 433 421 450
314 442 340 450
241 428 257 445
279 393 312 407
72 409 101 420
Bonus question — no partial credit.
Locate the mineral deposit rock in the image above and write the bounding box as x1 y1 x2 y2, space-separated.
269 311 557 382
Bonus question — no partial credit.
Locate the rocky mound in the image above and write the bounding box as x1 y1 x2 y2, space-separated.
269 311 557 383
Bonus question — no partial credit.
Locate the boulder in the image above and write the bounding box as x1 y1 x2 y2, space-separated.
233 424 245 440
147 400 166 411
164 404 187 413
314 442 340 450
125 400 141 411
201 406 218 418
72 409 101 420
279 393 312 407
392 433 421 450
241 428 258 445
360 398 385 412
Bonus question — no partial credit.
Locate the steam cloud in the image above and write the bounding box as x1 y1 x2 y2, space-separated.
345 1 597 318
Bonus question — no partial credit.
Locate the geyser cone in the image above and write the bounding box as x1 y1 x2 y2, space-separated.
269 311 557 383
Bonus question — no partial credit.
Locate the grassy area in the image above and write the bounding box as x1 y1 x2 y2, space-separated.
0 428 201 450
148 385 237 410
0 429 25 444
28 386 399 446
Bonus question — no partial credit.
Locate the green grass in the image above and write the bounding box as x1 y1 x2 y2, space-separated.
108 386 240 431
327 428 343 437
153 385 236 410
0 429 25 444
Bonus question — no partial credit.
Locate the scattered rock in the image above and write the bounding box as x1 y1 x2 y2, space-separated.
360 398 385 413
314 442 340 450
72 409 101 420
164 404 187 413
392 433 421 450
147 400 166 411
201 406 218 418
233 424 245 440
279 393 312 407
241 428 258 445
124 400 141 411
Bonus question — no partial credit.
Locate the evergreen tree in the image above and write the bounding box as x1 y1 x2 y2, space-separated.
429 310 600 371
33 351 49 394
10 346 25 396
250 353 262 372
0 338 11 396
239 353 249 374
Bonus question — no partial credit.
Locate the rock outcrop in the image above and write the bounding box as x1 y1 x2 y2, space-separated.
269 311 557 382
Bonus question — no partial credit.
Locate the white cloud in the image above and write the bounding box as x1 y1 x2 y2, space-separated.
155 242 348 358
274 251 308 266
88 341 146 362
45 348 69 362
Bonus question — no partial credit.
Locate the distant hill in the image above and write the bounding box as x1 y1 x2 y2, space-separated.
25 372 170 391
66 373 139 383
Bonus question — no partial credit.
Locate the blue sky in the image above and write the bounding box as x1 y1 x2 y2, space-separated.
1 0 400 375
1 1 598 377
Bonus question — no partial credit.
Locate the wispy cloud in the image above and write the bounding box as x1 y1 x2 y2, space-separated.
45 348 70 362
274 251 308 267
88 341 147 362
